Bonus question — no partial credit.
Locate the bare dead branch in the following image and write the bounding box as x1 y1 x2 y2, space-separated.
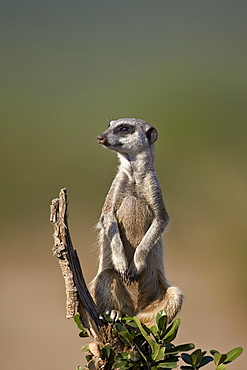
50 188 103 340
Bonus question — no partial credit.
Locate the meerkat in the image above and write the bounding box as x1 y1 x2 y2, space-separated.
90 118 183 327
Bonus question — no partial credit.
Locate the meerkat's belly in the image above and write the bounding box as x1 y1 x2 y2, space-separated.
117 195 153 251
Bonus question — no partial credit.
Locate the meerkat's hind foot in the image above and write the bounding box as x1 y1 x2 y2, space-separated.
104 309 122 322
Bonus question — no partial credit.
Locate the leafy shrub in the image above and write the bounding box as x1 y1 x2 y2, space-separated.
74 311 243 369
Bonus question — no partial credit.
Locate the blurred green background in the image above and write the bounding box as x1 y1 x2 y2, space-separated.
1 1 246 369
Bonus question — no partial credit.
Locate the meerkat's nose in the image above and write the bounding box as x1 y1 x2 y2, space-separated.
97 134 106 144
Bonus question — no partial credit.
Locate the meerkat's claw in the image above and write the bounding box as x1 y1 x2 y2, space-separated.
126 263 139 284
117 270 129 282
126 274 137 285
124 271 137 285
105 309 122 322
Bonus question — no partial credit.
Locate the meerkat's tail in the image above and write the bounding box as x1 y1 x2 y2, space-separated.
164 285 184 323
137 285 183 327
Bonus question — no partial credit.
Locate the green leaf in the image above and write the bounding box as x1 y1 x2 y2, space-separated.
118 330 134 346
85 354 93 363
82 344 90 353
199 356 213 367
150 325 158 337
114 322 134 346
176 343 195 352
152 344 166 361
113 353 130 368
73 315 89 337
79 331 89 338
169 343 195 354
190 349 202 368
180 367 193 370
120 362 133 370
154 361 178 368
151 342 163 361
101 345 111 360
216 365 226 370
156 310 168 332
124 331 135 342
133 316 155 350
74 315 86 332
101 312 113 323
112 361 128 369
123 316 139 328
121 352 130 359
112 327 119 338
115 323 128 332
161 318 181 343
165 348 180 356
181 353 191 365
129 350 141 362
214 352 227 366
225 347 243 363
114 353 129 362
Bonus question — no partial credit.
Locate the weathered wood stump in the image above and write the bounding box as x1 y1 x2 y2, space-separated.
50 188 126 369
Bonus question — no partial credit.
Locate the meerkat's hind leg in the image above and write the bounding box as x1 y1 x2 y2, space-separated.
91 269 136 321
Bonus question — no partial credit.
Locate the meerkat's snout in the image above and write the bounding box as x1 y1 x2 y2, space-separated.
97 134 106 145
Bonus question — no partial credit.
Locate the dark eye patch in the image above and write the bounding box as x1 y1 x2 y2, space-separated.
114 124 135 135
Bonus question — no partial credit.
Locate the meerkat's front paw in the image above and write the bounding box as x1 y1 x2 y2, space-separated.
127 255 147 284
115 264 128 281
112 253 128 280
126 261 139 284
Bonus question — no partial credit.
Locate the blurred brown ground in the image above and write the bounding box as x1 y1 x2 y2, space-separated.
1 187 246 369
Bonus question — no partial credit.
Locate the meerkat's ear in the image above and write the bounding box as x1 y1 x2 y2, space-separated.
146 126 158 144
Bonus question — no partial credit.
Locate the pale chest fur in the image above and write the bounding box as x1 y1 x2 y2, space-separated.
116 192 153 262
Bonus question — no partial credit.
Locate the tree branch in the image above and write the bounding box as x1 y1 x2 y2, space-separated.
50 188 104 340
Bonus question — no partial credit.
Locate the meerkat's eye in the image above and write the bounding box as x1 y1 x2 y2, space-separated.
114 124 134 135
119 126 130 133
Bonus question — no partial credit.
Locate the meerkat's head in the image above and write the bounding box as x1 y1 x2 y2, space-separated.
97 118 158 156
